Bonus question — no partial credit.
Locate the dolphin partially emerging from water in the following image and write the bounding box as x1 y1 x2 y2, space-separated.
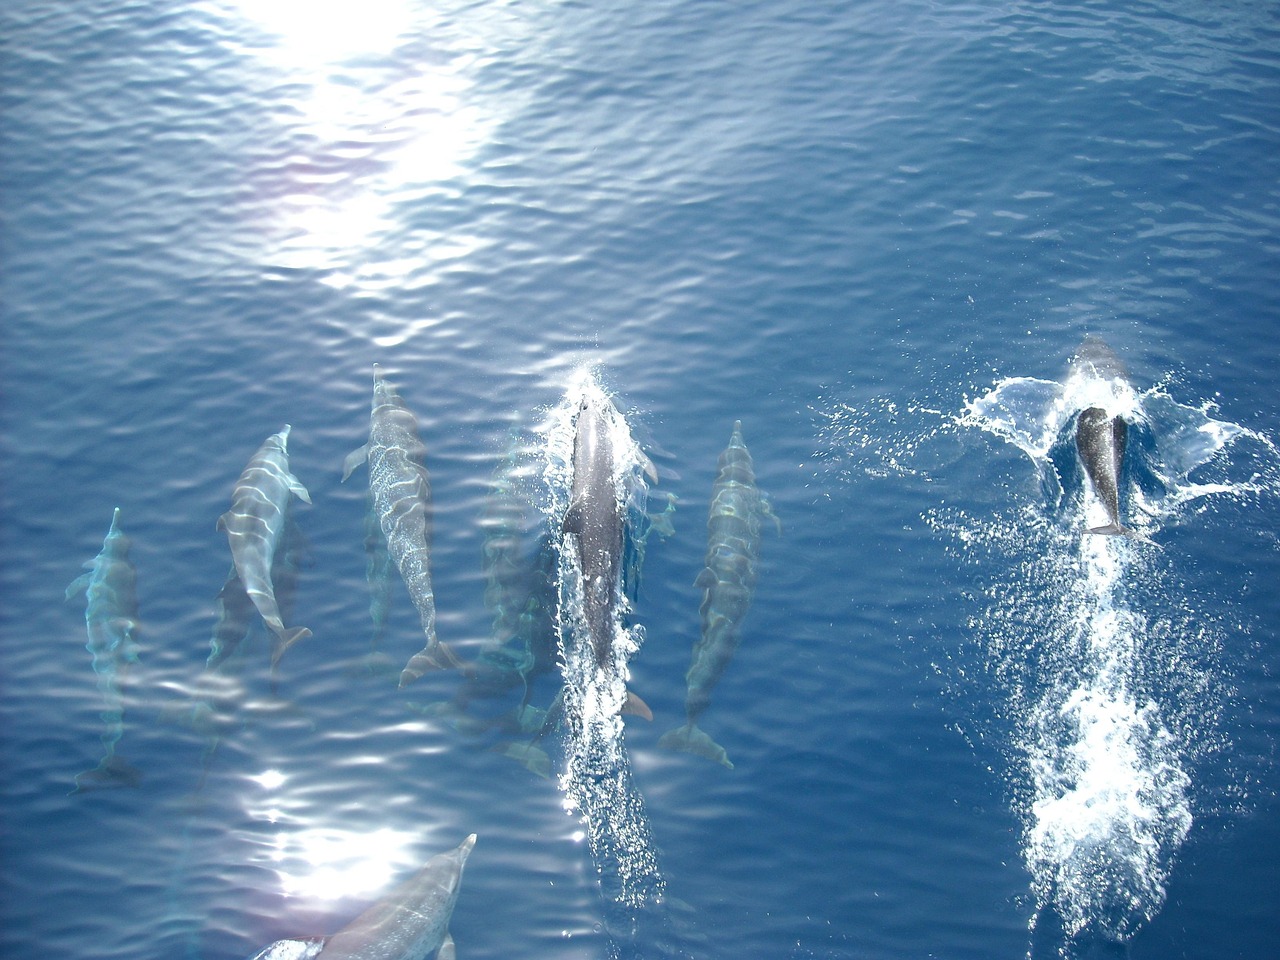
248 834 476 960
344 365 459 686
561 390 652 719
660 421 777 768
219 425 312 666
1069 338 1131 536
67 507 143 791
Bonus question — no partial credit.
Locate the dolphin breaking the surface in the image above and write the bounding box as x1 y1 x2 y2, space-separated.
660 421 777 768
248 834 476 960
561 388 652 719
219 425 312 666
344 365 459 686
66 507 143 791
1068 337 1132 536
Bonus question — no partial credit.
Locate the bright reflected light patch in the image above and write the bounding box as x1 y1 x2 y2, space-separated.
252 769 287 790
273 826 418 900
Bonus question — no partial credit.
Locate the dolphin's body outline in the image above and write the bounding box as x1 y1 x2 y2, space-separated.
219 425 312 666
247 834 476 960
67 507 142 791
344 365 458 686
660 421 777 768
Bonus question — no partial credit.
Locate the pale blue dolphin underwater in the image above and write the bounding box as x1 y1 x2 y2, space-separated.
247 834 476 960
219 425 312 666
660 421 777 768
344 365 459 686
66 507 142 791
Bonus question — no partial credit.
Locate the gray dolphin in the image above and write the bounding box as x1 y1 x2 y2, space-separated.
219 425 312 666
660 421 777 768
247 834 476 960
66 507 142 791
343 365 459 686
1069 338 1131 536
561 391 651 719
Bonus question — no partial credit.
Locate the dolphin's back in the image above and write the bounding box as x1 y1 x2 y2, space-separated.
1075 406 1128 535
219 426 311 662
660 421 776 767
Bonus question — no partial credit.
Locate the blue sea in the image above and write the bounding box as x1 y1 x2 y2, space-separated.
3 1 1279 958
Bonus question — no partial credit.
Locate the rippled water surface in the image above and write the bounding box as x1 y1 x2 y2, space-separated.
4 2 1280 959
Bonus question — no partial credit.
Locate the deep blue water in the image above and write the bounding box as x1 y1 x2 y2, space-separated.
3 1 1280 958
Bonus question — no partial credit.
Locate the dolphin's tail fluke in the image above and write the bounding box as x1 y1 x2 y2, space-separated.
398 640 463 688
71 754 143 793
270 627 312 668
658 723 733 769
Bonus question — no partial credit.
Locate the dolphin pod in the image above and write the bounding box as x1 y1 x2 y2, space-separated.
247 834 476 960
66 507 143 791
344 365 460 686
1068 337 1132 536
660 421 778 768
219 425 313 666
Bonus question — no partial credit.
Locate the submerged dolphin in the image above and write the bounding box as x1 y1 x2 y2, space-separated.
561 391 653 720
219 425 312 665
1069 338 1131 536
248 834 476 960
344 365 459 686
660 421 777 768
67 507 143 791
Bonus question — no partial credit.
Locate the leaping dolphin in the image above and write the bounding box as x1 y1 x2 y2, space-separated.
219 425 312 666
248 834 476 960
343 365 459 686
561 390 652 719
1068 338 1132 536
67 507 142 791
660 421 777 768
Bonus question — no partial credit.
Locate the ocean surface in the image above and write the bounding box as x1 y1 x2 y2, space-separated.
3 1 1279 958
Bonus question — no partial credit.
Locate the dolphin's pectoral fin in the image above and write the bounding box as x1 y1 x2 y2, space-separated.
1086 523 1128 537
65 572 92 602
623 689 653 721
763 498 782 534
658 723 733 769
562 499 585 534
694 567 717 590
436 930 457 960
341 444 369 482
216 512 230 533
286 473 311 505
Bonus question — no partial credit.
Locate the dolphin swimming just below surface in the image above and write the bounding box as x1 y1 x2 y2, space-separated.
219 425 312 666
344 365 459 686
660 421 777 768
561 389 651 719
67 507 142 791
248 834 476 960
1069 337 1132 536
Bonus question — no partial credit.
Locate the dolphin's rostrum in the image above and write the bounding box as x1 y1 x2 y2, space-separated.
248 834 476 960
219 425 312 666
660 421 777 768
344 365 459 686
